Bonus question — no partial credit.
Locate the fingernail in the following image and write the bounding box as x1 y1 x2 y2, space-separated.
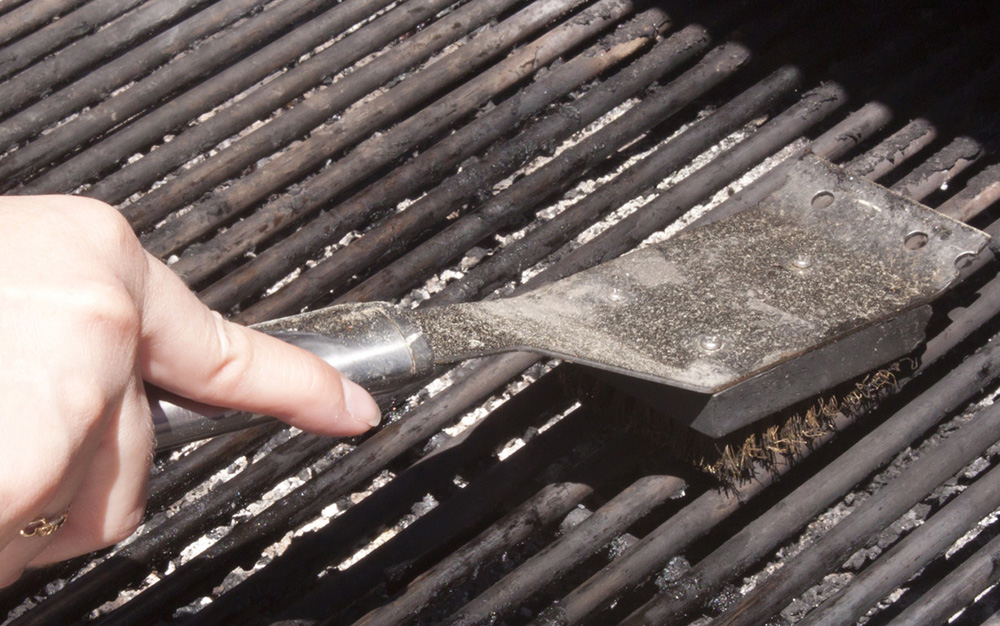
342 379 381 428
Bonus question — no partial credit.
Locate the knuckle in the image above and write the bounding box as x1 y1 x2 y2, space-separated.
207 315 256 394
66 281 141 339
70 198 146 264
73 198 130 237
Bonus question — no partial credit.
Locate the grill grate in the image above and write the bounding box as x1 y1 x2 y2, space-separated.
2 0 1000 624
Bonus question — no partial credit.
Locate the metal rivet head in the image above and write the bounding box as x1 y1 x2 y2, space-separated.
699 335 723 352
955 251 978 270
811 191 835 210
791 254 813 269
904 231 929 250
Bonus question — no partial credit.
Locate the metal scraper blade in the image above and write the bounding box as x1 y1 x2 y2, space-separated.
412 155 990 436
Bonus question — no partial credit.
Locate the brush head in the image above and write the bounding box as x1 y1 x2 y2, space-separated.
414 155 988 436
564 358 915 484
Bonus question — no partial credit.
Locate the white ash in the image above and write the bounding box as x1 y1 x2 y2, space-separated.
460 246 490 271
143 441 362 618
264 266 302 296
119 0 405 212
0 140 17 163
301 2 491 127
554 96 643 155
861 586 908 623
388 366 468 430
655 555 693 590
411 493 440 517
194 500 344 612
559 505 593 533
482 94 639 192
443 362 554 439
962 456 993 479
400 283 433 308
233 467 312 521
398 241 488 305
490 98 651 252
397 97 678 298
557 117 747 250
301 1 398 64
333 472 406 572
39 109 83 137
606 534 638 560
88 571 164 619
176 526 231 566
781 572 854 623
393 194 419 214
158 455 252 519
946 504 1000 560
496 400 576 461
247 426 298 463
191 0 394 131
262 225 357 298
151 9 489 257
461 110 807 296
496 435 527 461
734 382 1000 623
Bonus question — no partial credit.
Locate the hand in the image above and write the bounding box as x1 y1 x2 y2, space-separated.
0 195 380 587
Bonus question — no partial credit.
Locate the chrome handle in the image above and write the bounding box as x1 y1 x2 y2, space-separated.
150 303 434 450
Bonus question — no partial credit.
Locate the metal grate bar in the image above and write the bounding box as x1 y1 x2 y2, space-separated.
2 1 999 624
154 0 627 278
0 0 353 186
203 6 686 315
20 0 406 196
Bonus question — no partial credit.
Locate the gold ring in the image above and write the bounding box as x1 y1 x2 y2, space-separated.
20 509 69 538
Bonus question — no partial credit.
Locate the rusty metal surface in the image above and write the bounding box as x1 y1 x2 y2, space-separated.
415 156 988 419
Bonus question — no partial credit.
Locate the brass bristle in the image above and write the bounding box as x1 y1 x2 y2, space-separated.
566 360 913 484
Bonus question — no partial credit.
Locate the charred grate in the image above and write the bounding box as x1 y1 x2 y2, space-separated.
2 0 1000 625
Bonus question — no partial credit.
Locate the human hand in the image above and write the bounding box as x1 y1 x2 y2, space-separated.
0 195 380 587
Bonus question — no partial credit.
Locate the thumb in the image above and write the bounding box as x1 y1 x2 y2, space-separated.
138 251 380 436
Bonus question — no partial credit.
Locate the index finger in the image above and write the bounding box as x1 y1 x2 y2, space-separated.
137 251 380 436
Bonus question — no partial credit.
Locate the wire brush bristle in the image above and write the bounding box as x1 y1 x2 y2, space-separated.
564 360 914 485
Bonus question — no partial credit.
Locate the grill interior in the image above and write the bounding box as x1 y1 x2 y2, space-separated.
2 1 1000 624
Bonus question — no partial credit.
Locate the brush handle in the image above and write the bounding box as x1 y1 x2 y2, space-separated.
149 303 434 451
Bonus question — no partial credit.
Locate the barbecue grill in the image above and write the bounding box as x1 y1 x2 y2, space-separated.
2 0 1000 624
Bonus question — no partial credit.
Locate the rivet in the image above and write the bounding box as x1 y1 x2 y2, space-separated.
699 335 723 352
904 231 929 250
955 252 977 270
811 191 835 210
791 254 813 269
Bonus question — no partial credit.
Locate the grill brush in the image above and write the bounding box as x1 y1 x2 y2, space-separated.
150 156 990 462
